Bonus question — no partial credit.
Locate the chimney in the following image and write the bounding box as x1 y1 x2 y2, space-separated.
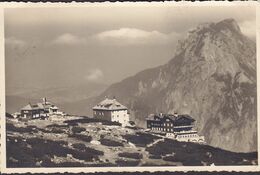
43 97 47 105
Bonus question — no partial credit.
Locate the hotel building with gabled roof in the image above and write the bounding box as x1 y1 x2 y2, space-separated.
92 97 129 126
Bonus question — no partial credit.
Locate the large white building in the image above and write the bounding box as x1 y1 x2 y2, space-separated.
92 98 129 126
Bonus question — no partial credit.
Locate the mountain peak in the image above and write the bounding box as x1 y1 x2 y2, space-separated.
85 18 256 153
214 18 241 33
174 18 244 58
190 18 241 35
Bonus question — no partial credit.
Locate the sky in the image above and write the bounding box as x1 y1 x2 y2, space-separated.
5 4 256 90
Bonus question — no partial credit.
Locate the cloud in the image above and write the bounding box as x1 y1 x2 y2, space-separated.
52 33 85 45
85 68 104 81
5 37 26 47
239 20 256 40
93 28 179 46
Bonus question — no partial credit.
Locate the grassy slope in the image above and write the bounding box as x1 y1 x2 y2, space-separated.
6 116 257 167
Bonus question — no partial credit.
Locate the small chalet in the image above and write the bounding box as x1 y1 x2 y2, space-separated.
92 97 129 126
146 113 205 143
19 98 63 119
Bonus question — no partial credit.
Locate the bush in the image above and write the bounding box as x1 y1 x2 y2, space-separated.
6 136 36 167
69 134 92 142
28 139 69 158
64 117 121 126
72 143 104 156
6 113 14 118
100 138 123 147
50 161 86 167
115 159 140 166
71 126 86 133
148 154 162 159
51 127 64 134
118 152 143 159
6 123 36 133
72 143 86 151
6 136 105 167
69 148 103 161
122 132 161 147
146 139 257 166
46 124 68 128
91 163 117 167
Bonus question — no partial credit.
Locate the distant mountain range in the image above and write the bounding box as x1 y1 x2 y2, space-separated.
6 18 256 153
6 82 108 114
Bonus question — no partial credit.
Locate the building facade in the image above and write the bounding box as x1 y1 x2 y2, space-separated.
146 113 205 143
92 98 129 126
20 98 62 119
21 104 44 119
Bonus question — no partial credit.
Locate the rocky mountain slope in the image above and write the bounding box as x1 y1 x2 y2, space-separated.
84 19 256 153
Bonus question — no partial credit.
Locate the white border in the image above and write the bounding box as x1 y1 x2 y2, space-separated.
0 1 259 174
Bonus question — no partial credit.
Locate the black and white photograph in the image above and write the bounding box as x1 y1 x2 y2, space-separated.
2 2 259 170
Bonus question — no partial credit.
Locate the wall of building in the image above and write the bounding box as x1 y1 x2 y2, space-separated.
93 110 112 121
147 119 194 133
21 109 43 119
111 110 129 126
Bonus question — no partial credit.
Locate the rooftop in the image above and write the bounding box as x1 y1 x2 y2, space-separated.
147 113 195 123
21 98 58 111
93 98 127 111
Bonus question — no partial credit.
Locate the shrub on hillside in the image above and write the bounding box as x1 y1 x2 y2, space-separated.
6 113 14 118
7 136 36 167
115 159 140 166
100 138 123 147
51 127 65 134
64 117 121 126
146 138 257 166
69 148 103 161
50 161 87 167
148 154 162 159
122 132 161 147
71 126 86 133
69 134 92 142
71 143 103 156
46 124 68 128
118 152 143 159
6 123 36 133
72 143 87 151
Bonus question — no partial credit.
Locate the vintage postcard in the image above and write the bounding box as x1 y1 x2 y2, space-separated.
0 1 260 173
